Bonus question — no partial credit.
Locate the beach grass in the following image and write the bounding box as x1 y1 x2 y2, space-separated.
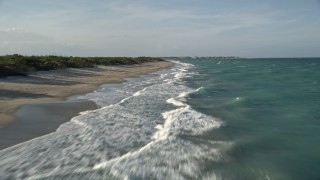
0 54 163 77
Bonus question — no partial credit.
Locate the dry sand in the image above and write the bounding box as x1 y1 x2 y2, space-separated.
0 61 174 128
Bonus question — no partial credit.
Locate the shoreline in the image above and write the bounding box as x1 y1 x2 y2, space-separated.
0 61 174 128
0 100 98 150
0 61 174 150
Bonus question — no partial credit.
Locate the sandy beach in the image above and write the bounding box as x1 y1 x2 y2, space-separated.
0 61 174 128
0 100 98 150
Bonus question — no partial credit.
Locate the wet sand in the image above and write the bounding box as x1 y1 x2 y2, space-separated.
0 61 174 127
0 100 98 150
0 61 174 150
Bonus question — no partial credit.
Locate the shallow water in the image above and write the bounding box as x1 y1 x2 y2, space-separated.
0 58 319 179
0 100 97 150
0 61 226 179
181 58 320 180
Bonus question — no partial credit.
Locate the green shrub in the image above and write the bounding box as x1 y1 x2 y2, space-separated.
0 55 163 77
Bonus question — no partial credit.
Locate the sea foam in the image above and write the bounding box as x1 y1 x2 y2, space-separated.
0 61 228 179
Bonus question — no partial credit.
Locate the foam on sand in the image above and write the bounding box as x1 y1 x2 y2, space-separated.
0 61 229 179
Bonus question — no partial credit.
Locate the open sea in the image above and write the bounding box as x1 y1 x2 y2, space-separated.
0 58 320 179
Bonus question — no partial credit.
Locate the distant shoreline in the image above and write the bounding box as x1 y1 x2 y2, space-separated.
0 61 175 129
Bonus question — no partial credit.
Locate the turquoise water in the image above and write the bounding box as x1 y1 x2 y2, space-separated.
1 59 320 179
182 58 320 179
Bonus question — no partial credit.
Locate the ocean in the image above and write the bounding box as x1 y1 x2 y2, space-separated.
0 58 319 179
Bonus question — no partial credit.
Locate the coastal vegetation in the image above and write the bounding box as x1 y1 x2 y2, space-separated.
0 54 163 77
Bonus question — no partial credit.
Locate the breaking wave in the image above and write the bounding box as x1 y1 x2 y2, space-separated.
0 61 229 179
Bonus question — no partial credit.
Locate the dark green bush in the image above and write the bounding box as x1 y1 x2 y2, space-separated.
0 55 163 77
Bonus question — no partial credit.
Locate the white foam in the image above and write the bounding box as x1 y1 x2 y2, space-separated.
159 73 168 79
153 106 222 141
0 61 228 179
133 87 147 97
196 87 204 92
71 119 92 129
178 91 189 98
91 137 230 180
166 98 186 107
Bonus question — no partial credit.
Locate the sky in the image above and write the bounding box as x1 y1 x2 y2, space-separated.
0 0 320 57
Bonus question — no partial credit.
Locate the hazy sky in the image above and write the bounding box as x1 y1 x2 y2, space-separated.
0 0 319 57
